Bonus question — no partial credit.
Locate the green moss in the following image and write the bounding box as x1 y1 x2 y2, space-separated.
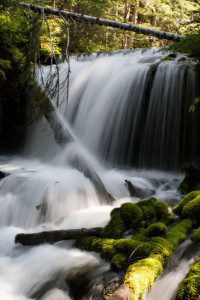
173 191 200 215
182 196 200 225
120 203 143 229
145 222 167 237
77 236 116 260
101 208 125 239
100 239 116 260
123 220 192 299
136 198 157 220
124 254 163 300
115 239 152 260
111 253 127 271
155 201 170 223
176 259 200 300
191 227 200 242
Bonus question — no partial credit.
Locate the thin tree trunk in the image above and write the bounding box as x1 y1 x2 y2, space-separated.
20 2 184 41
33 85 114 203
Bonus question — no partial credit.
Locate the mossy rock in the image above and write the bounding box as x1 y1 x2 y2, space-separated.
155 201 170 223
173 191 200 215
120 203 143 229
111 253 127 271
136 198 157 220
191 227 200 242
145 222 167 237
176 259 200 300
101 208 125 239
182 196 200 225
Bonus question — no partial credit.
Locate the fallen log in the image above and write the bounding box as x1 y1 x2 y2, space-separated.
20 2 184 42
15 227 102 246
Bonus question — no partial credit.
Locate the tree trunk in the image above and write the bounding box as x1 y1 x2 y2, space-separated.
20 2 184 42
15 227 102 246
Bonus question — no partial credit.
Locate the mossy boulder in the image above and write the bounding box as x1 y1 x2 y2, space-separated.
101 208 125 239
155 201 170 223
120 203 143 229
176 259 200 300
145 222 167 237
191 227 200 242
182 196 200 225
111 253 127 271
173 191 200 215
137 198 157 220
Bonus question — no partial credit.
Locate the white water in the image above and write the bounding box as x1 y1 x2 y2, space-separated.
0 48 198 299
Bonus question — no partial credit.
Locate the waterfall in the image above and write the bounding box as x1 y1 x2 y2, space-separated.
32 47 200 170
0 48 199 299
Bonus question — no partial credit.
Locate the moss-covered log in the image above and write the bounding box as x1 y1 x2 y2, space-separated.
15 227 102 246
102 198 170 239
176 259 200 300
110 219 192 300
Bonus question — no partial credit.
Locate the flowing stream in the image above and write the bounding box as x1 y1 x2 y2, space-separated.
0 48 199 299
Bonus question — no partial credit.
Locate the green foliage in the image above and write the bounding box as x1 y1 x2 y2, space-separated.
176 259 200 300
145 222 167 237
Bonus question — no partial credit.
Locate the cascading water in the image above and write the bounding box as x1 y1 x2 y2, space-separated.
0 48 199 299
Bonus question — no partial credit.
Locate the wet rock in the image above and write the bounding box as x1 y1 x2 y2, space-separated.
125 180 155 198
0 170 7 179
179 162 200 194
